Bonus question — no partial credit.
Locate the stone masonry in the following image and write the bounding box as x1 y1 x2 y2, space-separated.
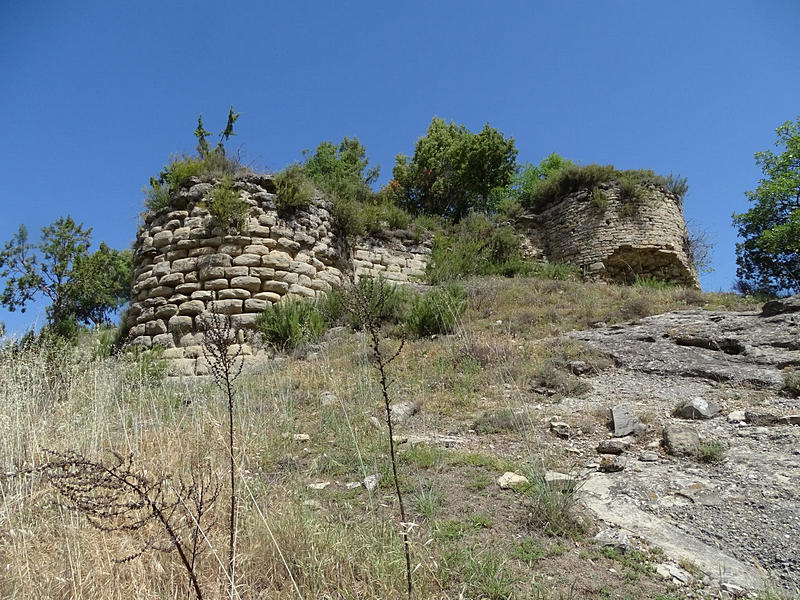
129 173 698 374
520 181 699 287
128 173 431 375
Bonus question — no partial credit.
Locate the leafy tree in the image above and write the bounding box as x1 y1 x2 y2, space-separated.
0 217 132 334
302 136 379 202
392 117 518 221
514 153 574 202
194 115 213 158
733 117 800 296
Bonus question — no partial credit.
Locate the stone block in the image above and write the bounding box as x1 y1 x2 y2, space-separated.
172 227 190 242
262 280 289 294
145 319 167 336
159 272 184 287
129 335 153 349
168 315 194 334
230 313 259 329
261 252 292 270
249 267 275 279
273 270 298 284
175 282 200 294
153 230 173 248
199 266 224 281
172 257 198 273
288 284 315 298
209 299 243 315
253 292 281 303
198 253 232 269
165 249 188 262
291 261 317 278
154 304 179 320
244 244 271 255
309 279 331 292
231 275 262 292
150 286 174 298
128 323 146 338
233 253 261 267
162 347 185 359
178 300 205 316
218 288 251 300
190 290 213 301
152 333 176 348
180 333 204 347
204 279 229 291
224 266 249 278
244 298 268 312
184 345 204 358
152 261 172 278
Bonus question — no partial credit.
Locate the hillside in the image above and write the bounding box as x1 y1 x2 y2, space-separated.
2 276 797 599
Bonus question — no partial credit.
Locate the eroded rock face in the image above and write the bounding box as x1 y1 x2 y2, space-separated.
570 301 800 389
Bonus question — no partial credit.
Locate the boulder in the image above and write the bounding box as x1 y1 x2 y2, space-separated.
610 403 644 437
497 472 529 489
676 397 721 420
662 424 700 457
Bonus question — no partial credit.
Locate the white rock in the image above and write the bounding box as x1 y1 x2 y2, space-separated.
307 482 330 490
497 472 529 489
363 474 379 492
292 433 310 442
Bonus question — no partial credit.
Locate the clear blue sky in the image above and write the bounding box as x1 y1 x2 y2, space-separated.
1 1 798 334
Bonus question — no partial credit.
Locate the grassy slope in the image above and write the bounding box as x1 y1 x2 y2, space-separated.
0 277 764 599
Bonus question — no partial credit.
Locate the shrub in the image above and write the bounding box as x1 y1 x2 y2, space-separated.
590 187 608 212
783 368 800 397
524 469 587 537
143 180 171 212
255 299 327 351
405 285 466 337
427 214 532 283
207 176 249 233
665 172 689 198
274 164 315 214
699 439 726 463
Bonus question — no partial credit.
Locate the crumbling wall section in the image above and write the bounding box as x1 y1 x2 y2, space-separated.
522 182 699 287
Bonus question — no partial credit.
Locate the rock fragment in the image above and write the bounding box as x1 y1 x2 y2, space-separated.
610 403 644 437
662 424 700 457
597 439 629 455
389 400 419 425
497 472 529 489
550 421 571 439
594 527 631 553
676 397 721 420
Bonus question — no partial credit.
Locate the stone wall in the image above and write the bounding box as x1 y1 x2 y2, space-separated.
520 182 699 287
128 173 698 374
128 173 432 375
351 233 432 283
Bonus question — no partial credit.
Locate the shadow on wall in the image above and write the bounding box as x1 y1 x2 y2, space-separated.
603 245 699 287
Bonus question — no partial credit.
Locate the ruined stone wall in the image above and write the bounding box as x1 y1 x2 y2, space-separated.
128 173 347 375
351 233 431 283
128 173 431 375
521 182 699 287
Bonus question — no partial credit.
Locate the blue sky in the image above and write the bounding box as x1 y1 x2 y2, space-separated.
1 1 798 334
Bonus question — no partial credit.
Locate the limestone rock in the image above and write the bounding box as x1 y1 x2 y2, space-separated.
610 403 643 437
594 528 631 553
597 439 629 455
676 397 721 420
389 400 419 425
662 424 700 457
550 421 571 439
598 456 625 472
497 472 529 489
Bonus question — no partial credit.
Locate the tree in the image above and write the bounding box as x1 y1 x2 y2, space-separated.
392 117 517 221
0 216 132 334
302 136 379 202
733 117 800 296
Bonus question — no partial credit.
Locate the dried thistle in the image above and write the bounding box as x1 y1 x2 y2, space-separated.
341 276 412 599
202 299 244 596
40 449 219 599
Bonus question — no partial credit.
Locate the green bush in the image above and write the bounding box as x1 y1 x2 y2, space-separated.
406 285 466 337
320 276 415 331
590 187 608 211
143 180 171 212
427 214 532 283
256 299 327 351
208 176 248 232
699 439 726 464
274 164 315 214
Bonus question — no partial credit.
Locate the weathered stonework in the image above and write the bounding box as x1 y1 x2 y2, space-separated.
128 173 432 374
520 181 699 287
129 173 698 374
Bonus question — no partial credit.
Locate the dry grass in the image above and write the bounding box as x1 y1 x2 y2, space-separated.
0 277 759 599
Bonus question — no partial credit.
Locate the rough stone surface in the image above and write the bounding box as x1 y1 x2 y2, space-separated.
389 400 419 425
610 403 642 437
594 527 631 553
497 472 529 489
676 397 722 420
662 424 700 457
